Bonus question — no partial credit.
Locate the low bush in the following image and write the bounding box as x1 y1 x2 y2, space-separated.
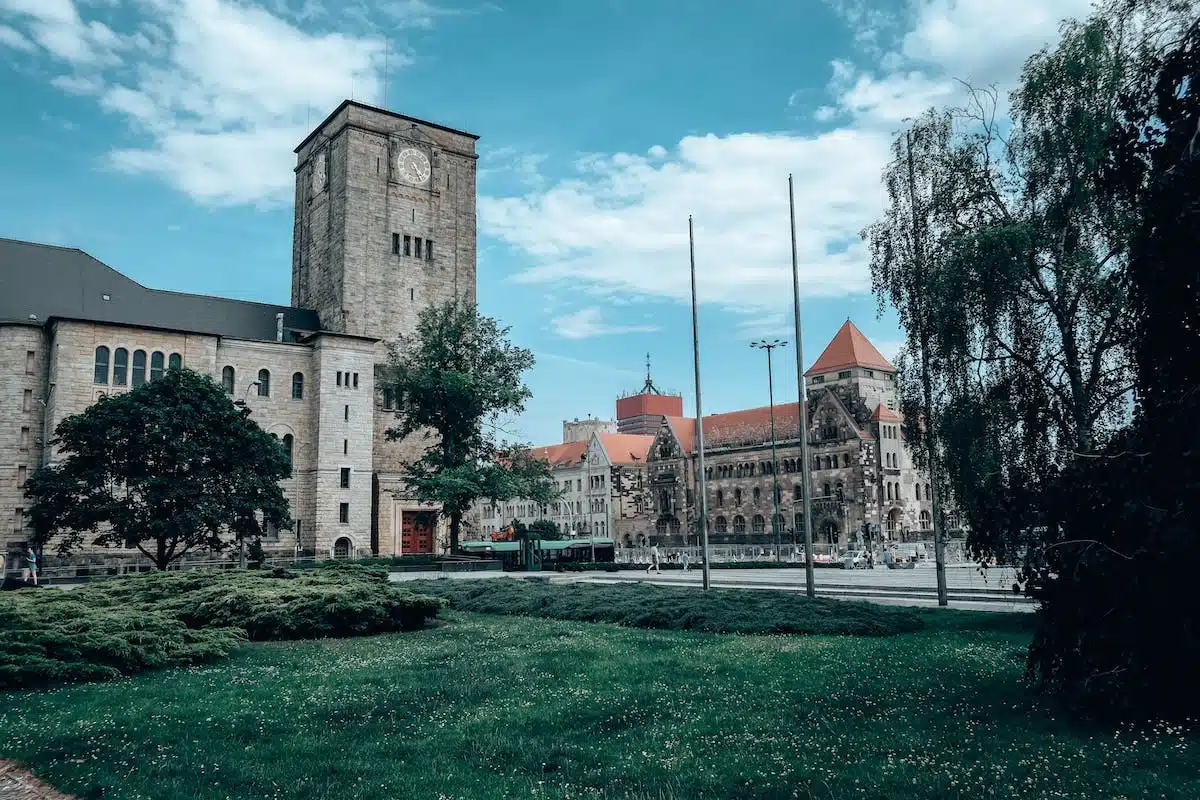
404 578 923 636
0 568 442 688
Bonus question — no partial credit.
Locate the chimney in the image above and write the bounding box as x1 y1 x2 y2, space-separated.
275 313 285 342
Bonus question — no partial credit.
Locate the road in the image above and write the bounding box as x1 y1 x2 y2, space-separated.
389 562 1034 613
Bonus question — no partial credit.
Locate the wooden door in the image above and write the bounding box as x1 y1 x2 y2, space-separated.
401 511 436 554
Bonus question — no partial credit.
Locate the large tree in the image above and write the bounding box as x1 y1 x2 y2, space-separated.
381 300 558 553
24 368 292 570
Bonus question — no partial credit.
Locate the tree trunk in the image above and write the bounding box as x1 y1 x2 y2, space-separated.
449 510 461 555
920 342 949 607
156 536 169 571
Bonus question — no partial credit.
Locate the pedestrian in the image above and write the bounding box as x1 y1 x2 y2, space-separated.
22 546 37 587
681 551 690 572
647 544 661 574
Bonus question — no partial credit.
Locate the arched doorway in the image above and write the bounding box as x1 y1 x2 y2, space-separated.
886 508 901 538
333 537 352 559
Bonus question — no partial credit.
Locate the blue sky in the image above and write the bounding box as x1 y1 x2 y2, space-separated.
0 0 1091 446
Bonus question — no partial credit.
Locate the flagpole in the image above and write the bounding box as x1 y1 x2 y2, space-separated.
689 215 711 591
789 174 816 598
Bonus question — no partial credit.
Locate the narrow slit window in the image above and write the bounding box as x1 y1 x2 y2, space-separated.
344 404 349 421
403 235 411 256
414 237 423 259
392 233 400 254
425 240 433 261
352 373 359 389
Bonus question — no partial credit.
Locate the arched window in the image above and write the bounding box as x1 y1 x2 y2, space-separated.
732 515 746 534
131 350 147 386
734 488 742 506
93 346 110 385
843 453 850 468
794 512 804 531
291 372 304 400
715 489 724 507
752 487 761 506
793 484 802 501
886 482 893 501
920 510 931 529
925 483 932 499
257 369 270 397
752 514 766 534
222 366 235 394
835 482 844 501
714 516 728 534
894 483 901 500
282 434 294 470
823 482 832 499
168 353 182 371
774 485 782 505
774 513 785 533
655 519 668 535
915 484 921 501
113 348 129 386
150 351 165 381
814 456 821 471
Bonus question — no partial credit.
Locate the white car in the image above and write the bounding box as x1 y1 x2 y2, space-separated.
842 550 869 569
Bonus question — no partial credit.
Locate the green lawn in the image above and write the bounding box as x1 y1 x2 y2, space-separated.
0 610 1195 800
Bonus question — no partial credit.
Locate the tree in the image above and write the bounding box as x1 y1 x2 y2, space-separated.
24 368 292 570
381 300 558 553
529 519 562 540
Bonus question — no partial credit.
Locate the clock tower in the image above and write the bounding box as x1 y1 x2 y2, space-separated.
290 100 479 556
291 99 479 341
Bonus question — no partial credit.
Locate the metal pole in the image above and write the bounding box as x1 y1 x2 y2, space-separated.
688 216 712 591
789 174 816 597
767 347 782 561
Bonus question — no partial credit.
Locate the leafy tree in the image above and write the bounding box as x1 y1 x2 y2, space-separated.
24 368 292 570
1022 2 1199 718
381 300 558 553
529 519 562 540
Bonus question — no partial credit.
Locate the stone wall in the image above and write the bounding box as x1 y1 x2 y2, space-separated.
0 324 47 550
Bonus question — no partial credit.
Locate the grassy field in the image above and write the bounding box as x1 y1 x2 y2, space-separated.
0 607 1196 800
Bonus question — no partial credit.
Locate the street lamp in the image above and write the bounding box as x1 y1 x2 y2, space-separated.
751 339 787 561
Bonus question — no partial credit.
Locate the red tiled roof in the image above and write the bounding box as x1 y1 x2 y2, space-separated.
664 416 697 454
871 403 903 422
527 440 588 467
805 320 896 377
596 432 655 465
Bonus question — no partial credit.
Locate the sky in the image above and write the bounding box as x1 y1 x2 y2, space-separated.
0 0 1096 446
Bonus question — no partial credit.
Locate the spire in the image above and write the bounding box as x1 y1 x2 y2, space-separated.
641 352 662 395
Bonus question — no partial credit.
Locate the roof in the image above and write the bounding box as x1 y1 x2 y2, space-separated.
595 433 655 465
527 440 589 468
664 416 697 454
295 99 479 153
871 403 904 422
704 402 808 448
805 320 896 377
0 238 321 342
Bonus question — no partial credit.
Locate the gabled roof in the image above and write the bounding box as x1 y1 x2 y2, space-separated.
871 403 904 423
663 416 697 454
703 402 806 448
595 433 655 465
805 320 896 377
527 440 589 468
0 237 321 342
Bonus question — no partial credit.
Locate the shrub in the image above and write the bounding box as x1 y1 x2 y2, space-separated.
404 578 923 636
0 569 442 688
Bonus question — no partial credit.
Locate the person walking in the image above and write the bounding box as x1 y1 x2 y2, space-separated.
22 547 37 587
681 551 690 572
647 544 661 574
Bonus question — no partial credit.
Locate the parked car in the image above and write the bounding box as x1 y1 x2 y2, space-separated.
841 550 869 569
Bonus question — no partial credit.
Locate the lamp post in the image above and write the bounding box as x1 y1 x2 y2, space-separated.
751 339 786 561
788 175 817 597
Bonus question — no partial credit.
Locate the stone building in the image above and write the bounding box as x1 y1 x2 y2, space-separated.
619 321 941 550
468 431 655 541
562 416 617 444
0 99 478 567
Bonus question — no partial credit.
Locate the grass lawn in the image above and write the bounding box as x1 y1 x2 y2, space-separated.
0 609 1196 800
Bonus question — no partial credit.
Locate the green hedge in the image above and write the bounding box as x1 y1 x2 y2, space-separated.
0 568 441 688
404 578 923 636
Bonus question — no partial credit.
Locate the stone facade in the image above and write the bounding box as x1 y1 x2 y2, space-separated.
562 417 616 444
1 100 479 568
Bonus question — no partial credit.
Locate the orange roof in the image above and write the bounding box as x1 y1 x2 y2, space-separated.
805 320 896 377
595 432 655 465
664 416 697 454
527 440 588 468
871 403 903 422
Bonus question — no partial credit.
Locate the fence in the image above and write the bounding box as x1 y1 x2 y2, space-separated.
616 539 979 566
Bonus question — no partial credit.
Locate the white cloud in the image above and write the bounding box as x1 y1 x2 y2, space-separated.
0 23 36 52
552 307 661 340
481 0 1094 318
537 352 641 378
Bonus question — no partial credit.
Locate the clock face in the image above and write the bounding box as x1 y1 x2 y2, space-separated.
311 151 327 194
395 147 431 185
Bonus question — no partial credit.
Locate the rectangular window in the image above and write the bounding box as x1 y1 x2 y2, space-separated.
403 235 411 256
23 389 32 412
838 370 851 379
343 439 348 455
340 468 351 488
391 233 400 254
19 427 30 451
17 466 27 488
339 503 349 524
426 240 433 261
25 350 35 375
352 373 359 389
414 237 423 259
811 375 824 384
344 404 349 421
336 371 343 387
295 519 303 544
13 508 23 534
